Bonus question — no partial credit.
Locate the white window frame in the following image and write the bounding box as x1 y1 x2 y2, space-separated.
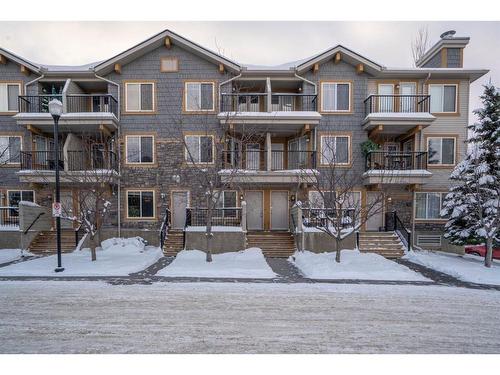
428 84 458 114
0 135 22 164
426 136 456 166
320 81 352 113
126 190 156 219
124 82 155 113
6 190 35 217
125 135 155 165
184 81 215 112
414 192 448 220
184 134 215 164
319 135 351 166
0 82 21 113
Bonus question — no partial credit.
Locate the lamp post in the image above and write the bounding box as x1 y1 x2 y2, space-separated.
49 99 64 273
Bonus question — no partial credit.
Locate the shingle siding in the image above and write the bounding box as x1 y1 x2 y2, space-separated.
422 52 442 68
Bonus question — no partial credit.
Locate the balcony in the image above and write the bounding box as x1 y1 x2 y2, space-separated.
18 150 119 184
219 149 317 184
362 95 436 136
363 151 432 185
218 93 321 129
15 94 119 132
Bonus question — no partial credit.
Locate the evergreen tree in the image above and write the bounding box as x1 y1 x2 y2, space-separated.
441 84 500 267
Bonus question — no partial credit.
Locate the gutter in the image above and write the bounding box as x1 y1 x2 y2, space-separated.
94 72 122 237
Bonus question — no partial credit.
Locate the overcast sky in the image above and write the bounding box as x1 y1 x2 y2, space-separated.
0 21 498 122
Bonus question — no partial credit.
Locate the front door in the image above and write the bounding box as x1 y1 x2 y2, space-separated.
400 82 417 112
246 191 263 230
172 191 189 230
378 84 394 112
271 191 289 230
366 192 384 231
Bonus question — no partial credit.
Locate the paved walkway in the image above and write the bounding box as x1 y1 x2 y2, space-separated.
0 255 499 291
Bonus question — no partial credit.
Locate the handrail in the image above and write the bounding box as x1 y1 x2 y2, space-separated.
74 223 83 247
364 94 430 115
23 212 45 235
365 151 428 171
160 207 171 249
385 211 411 251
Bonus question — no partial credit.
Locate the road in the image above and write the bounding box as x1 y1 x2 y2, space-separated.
1 281 499 353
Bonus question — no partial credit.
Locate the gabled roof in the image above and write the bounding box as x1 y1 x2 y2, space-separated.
93 29 241 75
416 36 470 67
295 45 384 75
0 47 41 73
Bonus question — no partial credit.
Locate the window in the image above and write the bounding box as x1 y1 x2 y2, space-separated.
427 137 456 165
7 190 34 216
215 190 238 218
415 192 447 220
125 82 155 112
429 84 457 113
0 136 21 164
126 135 154 164
185 135 214 163
321 82 351 112
320 135 350 165
185 82 215 112
417 235 442 247
0 83 20 112
160 57 178 72
127 190 155 219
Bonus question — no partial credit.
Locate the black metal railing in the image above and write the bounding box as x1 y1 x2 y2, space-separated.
66 94 118 117
18 95 63 113
222 149 317 170
0 207 19 228
20 150 117 171
160 207 171 249
220 93 317 112
302 208 355 229
364 95 430 115
365 151 428 171
185 207 242 227
385 211 411 251
18 94 118 116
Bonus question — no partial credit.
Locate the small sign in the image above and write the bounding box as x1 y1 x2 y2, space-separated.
52 202 62 217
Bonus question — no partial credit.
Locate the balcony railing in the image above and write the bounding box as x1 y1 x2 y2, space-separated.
185 208 242 227
302 208 355 229
18 94 118 117
0 207 19 229
220 93 317 112
20 150 118 172
364 95 430 116
222 150 317 170
365 151 428 171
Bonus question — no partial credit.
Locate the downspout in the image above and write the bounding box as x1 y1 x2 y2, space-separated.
94 72 121 237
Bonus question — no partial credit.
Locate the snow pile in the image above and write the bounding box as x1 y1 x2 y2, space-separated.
0 249 24 265
19 200 40 207
291 250 428 281
185 226 243 232
0 237 162 277
158 248 276 279
404 250 500 285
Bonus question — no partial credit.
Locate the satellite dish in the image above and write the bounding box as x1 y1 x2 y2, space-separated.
440 30 456 39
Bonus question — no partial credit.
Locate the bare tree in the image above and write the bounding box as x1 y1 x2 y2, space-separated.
411 26 430 66
300 141 388 263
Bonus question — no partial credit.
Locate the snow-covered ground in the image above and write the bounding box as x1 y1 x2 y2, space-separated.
0 281 499 353
0 238 162 277
157 248 276 278
291 250 429 281
404 250 500 285
0 249 24 265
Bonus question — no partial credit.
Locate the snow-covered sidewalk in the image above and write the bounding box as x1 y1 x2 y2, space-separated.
157 248 276 278
0 249 25 265
290 250 429 281
404 250 500 286
0 238 163 277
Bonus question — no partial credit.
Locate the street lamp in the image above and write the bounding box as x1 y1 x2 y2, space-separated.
49 99 64 273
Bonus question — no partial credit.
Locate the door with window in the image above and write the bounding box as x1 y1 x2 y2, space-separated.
172 191 189 230
378 84 394 112
400 82 417 112
245 143 260 170
288 136 308 169
271 143 284 170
